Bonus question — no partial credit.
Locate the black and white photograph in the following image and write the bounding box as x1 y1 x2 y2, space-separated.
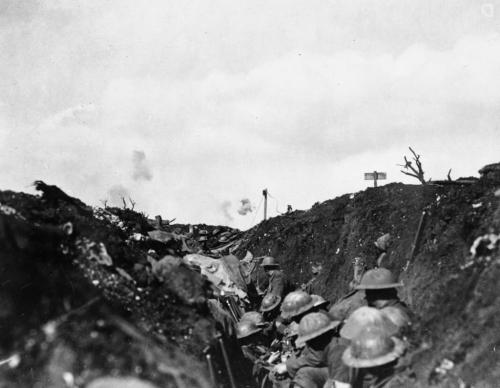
1 1 499 387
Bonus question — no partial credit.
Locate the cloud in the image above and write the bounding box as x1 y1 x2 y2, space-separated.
219 200 233 222
1 1 500 230
238 199 253 216
132 150 153 181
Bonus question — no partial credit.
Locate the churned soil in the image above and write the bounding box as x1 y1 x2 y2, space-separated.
237 179 500 387
2 172 500 388
0 189 215 388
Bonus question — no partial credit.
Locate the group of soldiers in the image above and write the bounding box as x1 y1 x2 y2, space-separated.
233 256 413 388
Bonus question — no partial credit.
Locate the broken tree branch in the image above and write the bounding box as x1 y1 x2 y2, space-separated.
399 147 427 184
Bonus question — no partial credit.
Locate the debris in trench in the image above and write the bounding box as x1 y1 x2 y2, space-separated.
462 233 500 269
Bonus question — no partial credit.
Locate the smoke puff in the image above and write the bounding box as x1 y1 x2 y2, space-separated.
238 199 253 216
132 150 153 181
107 184 130 206
220 200 233 222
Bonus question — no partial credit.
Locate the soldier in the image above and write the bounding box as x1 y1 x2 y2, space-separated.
240 311 267 327
280 291 317 323
260 256 286 299
339 307 399 341
356 268 412 321
236 320 271 386
274 312 342 388
260 293 282 320
341 326 407 388
324 307 409 387
259 293 283 342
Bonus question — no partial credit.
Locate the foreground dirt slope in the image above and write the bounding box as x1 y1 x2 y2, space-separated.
0 189 214 388
238 180 500 387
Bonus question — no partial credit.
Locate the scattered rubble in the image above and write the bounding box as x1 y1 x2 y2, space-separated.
1 161 500 387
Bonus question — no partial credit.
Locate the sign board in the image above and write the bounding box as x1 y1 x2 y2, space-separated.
364 171 387 187
364 172 387 180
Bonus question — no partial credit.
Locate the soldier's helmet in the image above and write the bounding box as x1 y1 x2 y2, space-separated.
311 294 329 310
281 291 316 319
240 311 265 327
236 320 262 339
260 256 280 269
356 268 403 290
260 293 282 312
381 306 411 330
340 306 398 340
295 312 341 347
342 326 406 368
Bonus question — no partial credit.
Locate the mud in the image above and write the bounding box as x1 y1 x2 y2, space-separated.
1 174 500 387
237 179 500 387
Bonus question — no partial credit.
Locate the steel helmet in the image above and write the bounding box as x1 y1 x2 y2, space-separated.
280 291 316 319
342 326 405 368
340 306 398 340
311 294 329 310
260 256 280 269
240 311 265 327
356 268 403 290
295 312 341 347
236 320 262 339
381 306 411 330
260 293 282 312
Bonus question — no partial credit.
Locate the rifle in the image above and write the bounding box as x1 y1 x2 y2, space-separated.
403 209 427 272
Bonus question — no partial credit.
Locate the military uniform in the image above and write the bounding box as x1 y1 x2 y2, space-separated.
284 312 341 388
340 327 407 388
266 269 285 299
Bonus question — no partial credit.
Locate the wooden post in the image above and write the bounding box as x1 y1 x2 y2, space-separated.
373 171 378 188
263 189 268 221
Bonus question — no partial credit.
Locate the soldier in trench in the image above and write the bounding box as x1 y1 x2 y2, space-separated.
236 319 273 387
272 311 343 388
338 326 407 388
355 268 412 324
260 256 286 300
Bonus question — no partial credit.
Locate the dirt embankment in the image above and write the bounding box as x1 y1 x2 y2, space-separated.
0 188 216 388
2 175 499 387
238 180 500 387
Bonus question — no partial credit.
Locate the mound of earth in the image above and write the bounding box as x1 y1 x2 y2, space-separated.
0 187 216 388
2 168 500 388
237 175 500 387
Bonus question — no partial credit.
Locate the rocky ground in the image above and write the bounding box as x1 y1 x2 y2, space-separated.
0 187 218 388
1 168 499 387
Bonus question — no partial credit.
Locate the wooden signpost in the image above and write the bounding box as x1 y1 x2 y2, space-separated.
364 171 387 187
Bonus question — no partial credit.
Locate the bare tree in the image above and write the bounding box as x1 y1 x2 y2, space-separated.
398 147 427 184
128 197 136 210
99 199 108 208
121 197 127 209
447 169 452 181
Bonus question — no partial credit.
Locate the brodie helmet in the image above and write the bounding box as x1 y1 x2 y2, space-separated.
356 268 403 290
295 312 340 348
281 291 316 319
260 293 282 312
342 326 405 368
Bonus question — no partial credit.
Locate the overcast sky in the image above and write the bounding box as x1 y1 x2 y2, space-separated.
1 0 499 230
